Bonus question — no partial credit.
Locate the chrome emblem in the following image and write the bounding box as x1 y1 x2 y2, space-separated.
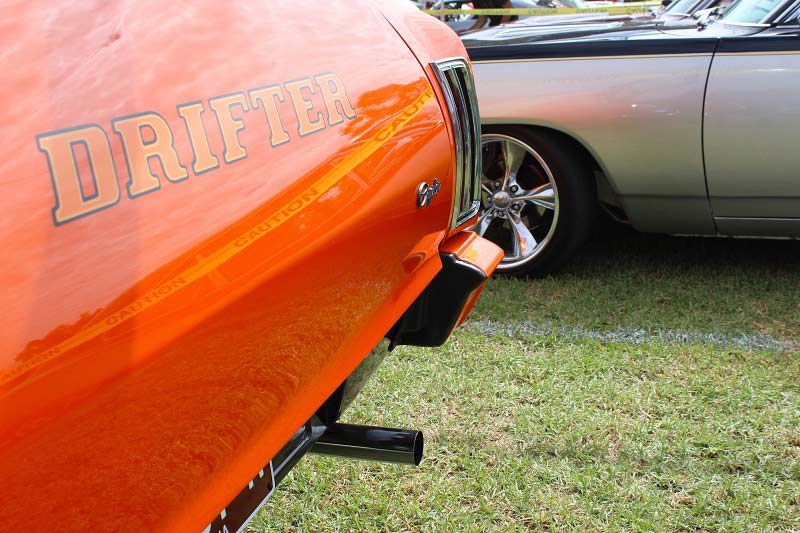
416 179 441 208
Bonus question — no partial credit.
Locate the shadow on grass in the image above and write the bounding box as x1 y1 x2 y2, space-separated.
475 217 800 342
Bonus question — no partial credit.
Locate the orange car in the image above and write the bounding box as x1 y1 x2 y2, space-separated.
0 0 502 531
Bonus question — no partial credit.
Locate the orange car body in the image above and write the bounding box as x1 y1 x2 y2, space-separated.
0 1 501 530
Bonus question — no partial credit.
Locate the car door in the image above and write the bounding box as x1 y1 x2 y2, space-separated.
703 23 800 236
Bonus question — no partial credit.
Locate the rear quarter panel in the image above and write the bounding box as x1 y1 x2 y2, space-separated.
0 1 465 529
471 51 717 234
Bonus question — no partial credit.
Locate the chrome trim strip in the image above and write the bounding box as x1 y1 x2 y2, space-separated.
431 60 464 229
716 50 800 55
472 53 713 64
715 216 800 221
718 20 771 27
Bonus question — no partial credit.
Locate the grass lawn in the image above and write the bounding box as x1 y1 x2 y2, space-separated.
249 222 800 531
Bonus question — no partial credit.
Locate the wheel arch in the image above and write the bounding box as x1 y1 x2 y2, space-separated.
481 121 629 222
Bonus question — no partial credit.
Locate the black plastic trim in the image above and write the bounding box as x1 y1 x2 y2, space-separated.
386 252 487 348
716 35 800 53
468 38 718 61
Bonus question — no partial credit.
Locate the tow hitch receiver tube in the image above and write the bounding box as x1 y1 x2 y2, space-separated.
310 423 423 466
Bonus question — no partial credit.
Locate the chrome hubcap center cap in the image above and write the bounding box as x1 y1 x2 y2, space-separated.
492 190 512 209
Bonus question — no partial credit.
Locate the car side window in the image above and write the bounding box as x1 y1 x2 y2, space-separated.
722 0 785 23
782 5 800 22
665 0 701 15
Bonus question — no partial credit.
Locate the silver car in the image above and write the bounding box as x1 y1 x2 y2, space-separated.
463 0 800 275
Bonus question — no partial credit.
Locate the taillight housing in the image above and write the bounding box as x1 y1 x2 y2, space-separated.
431 58 482 229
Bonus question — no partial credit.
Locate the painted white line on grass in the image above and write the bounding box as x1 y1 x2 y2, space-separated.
463 319 797 353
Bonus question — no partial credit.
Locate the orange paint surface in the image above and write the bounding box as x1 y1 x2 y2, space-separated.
0 1 494 530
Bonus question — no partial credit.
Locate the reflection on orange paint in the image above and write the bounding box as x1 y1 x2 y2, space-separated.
0 1 489 531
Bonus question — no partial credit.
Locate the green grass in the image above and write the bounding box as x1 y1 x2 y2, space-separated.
249 222 800 531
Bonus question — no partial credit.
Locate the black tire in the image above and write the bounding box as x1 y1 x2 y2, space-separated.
478 126 596 277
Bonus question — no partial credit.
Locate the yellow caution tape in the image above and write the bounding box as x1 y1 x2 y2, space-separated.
424 4 659 16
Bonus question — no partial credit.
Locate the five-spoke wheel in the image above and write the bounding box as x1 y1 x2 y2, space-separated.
475 127 596 276
476 134 560 272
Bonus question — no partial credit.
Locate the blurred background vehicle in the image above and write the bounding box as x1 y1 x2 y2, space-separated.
463 0 800 275
451 0 726 41
422 0 596 33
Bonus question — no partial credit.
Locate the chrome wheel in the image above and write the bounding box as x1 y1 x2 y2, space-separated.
474 134 560 271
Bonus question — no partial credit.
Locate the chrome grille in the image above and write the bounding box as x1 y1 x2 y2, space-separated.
431 58 482 229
